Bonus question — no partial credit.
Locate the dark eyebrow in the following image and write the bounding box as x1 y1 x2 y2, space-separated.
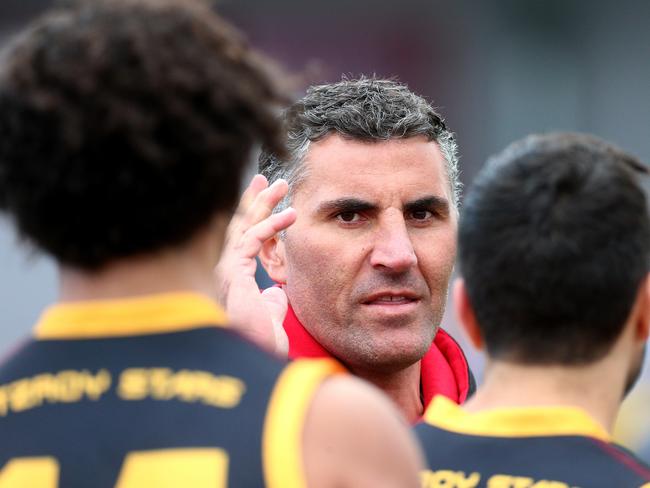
405 196 450 217
315 198 378 215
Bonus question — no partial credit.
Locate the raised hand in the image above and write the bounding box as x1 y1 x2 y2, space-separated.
215 174 296 356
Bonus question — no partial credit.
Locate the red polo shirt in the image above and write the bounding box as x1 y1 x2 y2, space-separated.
283 303 474 406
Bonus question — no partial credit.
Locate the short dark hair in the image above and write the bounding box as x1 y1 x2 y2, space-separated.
258 76 460 212
459 132 650 365
0 0 287 269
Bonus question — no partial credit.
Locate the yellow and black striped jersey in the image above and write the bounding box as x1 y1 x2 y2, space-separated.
415 396 650 488
0 292 343 488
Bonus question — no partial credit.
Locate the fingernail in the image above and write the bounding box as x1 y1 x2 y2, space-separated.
271 178 287 187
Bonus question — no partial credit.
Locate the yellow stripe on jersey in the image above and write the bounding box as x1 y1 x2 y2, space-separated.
0 457 58 487
34 292 228 339
423 395 611 441
115 448 229 488
262 358 345 488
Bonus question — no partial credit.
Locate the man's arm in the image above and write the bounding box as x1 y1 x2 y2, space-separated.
303 375 424 488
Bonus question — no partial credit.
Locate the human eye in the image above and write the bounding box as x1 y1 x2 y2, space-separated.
321 199 374 226
335 211 363 223
409 209 433 221
405 197 449 225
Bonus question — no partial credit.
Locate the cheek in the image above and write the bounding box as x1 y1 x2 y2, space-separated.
283 240 356 336
416 233 457 287
284 236 348 300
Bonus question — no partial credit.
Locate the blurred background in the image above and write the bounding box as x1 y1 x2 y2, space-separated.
1 0 650 459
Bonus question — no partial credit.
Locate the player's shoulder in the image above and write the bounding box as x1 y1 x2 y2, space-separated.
263 360 421 488
589 439 650 485
280 364 413 436
304 372 423 488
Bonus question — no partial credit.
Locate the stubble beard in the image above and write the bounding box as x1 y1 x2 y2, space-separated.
324 305 441 375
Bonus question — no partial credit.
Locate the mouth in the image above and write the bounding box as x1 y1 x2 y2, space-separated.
362 292 420 306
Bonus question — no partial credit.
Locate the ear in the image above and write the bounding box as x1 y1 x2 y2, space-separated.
633 273 650 342
453 278 484 351
259 234 288 284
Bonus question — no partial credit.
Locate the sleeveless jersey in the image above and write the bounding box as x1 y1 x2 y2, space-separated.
0 292 343 488
415 395 650 488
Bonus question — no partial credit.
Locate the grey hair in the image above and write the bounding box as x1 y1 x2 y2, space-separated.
259 76 461 213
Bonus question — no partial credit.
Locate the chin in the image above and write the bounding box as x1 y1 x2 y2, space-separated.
342 337 432 375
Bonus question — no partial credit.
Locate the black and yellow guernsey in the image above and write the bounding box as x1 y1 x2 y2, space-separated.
416 396 650 488
0 292 344 488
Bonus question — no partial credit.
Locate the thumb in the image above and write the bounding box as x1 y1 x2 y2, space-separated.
261 287 289 357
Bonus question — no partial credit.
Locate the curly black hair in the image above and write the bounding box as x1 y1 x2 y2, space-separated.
0 0 288 269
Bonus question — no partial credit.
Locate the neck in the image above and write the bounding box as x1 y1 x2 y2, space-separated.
350 361 423 423
59 233 221 303
464 358 626 433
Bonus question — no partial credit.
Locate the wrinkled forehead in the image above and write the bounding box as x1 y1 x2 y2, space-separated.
292 135 453 207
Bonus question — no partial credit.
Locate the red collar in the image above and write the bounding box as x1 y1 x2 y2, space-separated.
283 303 473 407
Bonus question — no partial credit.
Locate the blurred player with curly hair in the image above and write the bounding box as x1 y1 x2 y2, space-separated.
0 1 422 486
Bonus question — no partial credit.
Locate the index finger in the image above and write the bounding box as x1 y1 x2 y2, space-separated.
237 174 269 216
237 206 297 259
245 179 289 226
228 177 290 248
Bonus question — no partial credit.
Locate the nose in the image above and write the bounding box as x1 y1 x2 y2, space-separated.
369 213 417 273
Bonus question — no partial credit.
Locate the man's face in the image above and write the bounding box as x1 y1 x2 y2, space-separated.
270 134 457 374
